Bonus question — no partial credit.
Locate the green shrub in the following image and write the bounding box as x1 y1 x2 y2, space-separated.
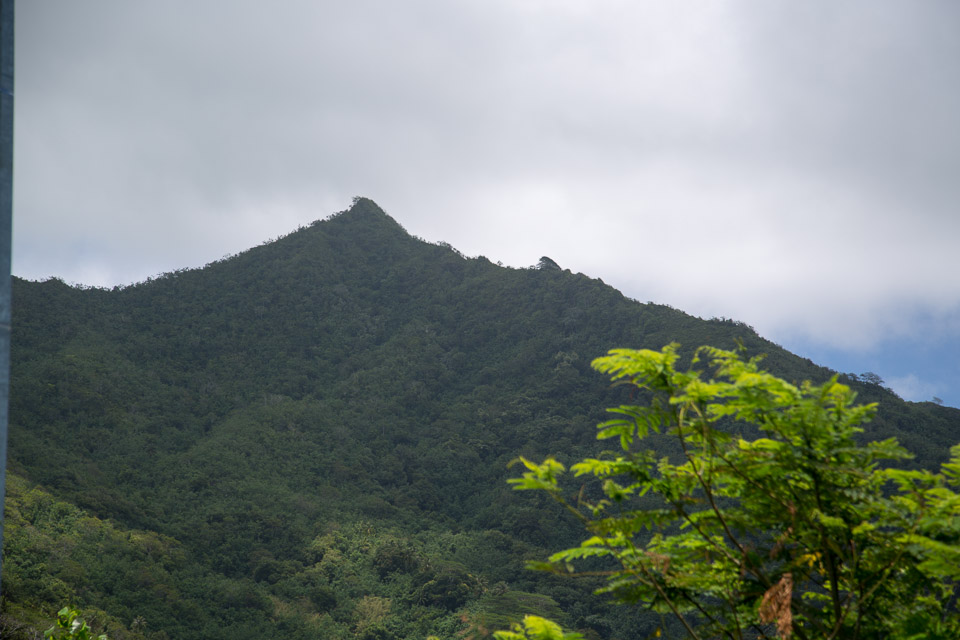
512 345 960 639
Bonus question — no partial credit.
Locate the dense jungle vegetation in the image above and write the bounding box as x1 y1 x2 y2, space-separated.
3 199 958 639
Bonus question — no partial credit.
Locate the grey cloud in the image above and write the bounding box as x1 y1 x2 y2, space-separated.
13 1 960 362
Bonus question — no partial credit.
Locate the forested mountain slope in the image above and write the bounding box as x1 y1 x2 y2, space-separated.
5 198 958 639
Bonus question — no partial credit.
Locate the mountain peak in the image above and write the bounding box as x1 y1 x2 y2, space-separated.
349 196 385 213
326 197 406 233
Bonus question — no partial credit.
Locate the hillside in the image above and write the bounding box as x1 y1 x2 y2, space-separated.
5 198 959 639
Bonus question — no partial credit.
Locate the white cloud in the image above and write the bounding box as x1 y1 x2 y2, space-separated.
886 373 944 404
12 0 960 373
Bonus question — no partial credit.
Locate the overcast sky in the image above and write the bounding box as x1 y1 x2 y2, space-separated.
14 1 960 406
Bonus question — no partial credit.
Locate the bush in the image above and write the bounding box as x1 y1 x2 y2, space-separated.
512 345 960 639
43 608 107 640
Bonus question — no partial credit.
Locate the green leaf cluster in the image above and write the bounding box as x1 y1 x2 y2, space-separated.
44 607 108 640
513 344 960 639
492 615 583 640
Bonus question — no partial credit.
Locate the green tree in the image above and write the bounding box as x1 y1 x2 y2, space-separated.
492 615 583 640
512 345 960 639
44 608 107 640
857 372 885 387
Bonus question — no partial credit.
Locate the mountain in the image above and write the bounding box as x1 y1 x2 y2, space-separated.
4 198 958 639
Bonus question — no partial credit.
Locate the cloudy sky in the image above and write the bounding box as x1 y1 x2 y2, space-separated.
14 1 960 406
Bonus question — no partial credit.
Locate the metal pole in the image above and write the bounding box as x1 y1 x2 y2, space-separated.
0 0 14 595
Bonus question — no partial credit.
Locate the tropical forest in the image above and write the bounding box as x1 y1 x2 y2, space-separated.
3 199 959 639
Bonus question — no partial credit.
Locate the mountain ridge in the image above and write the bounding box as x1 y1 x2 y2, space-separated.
5 197 958 640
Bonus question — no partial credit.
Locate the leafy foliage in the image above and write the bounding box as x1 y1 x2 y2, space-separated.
44 608 107 640
492 615 583 640
512 345 960 639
